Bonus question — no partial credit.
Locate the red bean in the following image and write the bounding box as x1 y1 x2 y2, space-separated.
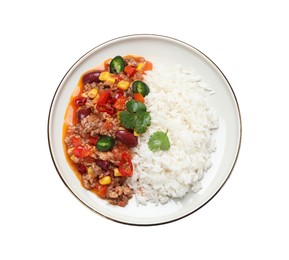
82 71 102 85
115 129 138 148
76 108 90 122
77 164 87 175
95 159 110 171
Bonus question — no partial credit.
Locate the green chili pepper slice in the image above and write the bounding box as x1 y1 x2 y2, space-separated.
96 136 115 152
109 56 125 74
132 81 150 97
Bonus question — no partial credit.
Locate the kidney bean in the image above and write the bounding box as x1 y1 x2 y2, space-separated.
77 164 87 175
82 71 102 85
95 159 110 171
76 108 90 122
115 129 138 148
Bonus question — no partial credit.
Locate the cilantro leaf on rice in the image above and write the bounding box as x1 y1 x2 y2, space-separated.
148 130 171 152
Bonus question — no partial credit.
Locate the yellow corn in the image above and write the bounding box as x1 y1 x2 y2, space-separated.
99 176 111 185
88 88 98 98
117 111 121 121
117 80 130 90
106 76 115 85
70 155 77 162
99 71 111 81
93 94 99 103
114 168 122 177
136 63 144 71
67 147 74 156
133 129 139 136
87 166 94 176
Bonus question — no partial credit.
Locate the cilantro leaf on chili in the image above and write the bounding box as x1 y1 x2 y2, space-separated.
126 99 146 113
119 100 151 134
119 111 137 129
148 130 171 152
135 111 151 134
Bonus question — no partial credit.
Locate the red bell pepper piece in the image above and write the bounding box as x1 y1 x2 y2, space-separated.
113 96 126 110
118 152 133 176
97 90 110 106
97 104 115 115
124 65 136 77
74 96 87 106
72 146 91 158
71 136 82 147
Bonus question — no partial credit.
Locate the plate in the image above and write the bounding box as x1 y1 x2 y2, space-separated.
48 34 241 225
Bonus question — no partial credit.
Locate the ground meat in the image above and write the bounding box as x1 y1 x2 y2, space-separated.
81 114 103 134
95 151 116 164
106 177 134 206
91 163 103 177
82 173 97 189
124 57 138 67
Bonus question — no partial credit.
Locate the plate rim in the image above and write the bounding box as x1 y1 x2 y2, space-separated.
47 33 242 226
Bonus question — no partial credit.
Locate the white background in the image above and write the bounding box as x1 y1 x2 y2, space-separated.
1 0 288 259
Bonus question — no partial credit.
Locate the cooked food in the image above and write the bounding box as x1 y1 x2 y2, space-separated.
130 63 218 205
63 55 218 207
63 55 153 207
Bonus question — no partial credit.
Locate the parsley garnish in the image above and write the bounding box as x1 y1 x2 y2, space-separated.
148 130 171 152
119 100 151 134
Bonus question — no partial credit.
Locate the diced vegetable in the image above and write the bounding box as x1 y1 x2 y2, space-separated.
99 71 111 81
72 146 91 158
74 96 87 106
117 80 130 90
132 80 150 97
118 153 133 176
97 91 110 106
96 136 115 152
113 96 126 110
114 168 122 177
109 56 125 74
88 88 98 99
99 176 111 185
133 93 144 103
136 63 144 71
124 65 136 76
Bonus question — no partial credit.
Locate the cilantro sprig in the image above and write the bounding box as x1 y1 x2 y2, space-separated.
148 130 171 152
119 100 151 134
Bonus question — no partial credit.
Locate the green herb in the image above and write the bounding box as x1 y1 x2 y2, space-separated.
148 130 171 152
119 100 151 134
126 99 146 113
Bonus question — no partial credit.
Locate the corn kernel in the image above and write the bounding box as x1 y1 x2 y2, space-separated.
67 147 74 156
81 92 88 98
88 88 98 98
99 176 111 185
136 63 144 71
87 166 94 176
133 129 139 136
70 155 77 162
106 76 115 85
117 80 130 90
93 94 99 103
117 111 121 121
99 71 111 81
114 168 122 177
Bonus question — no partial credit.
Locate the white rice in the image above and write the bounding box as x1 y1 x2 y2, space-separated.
129 63 218 205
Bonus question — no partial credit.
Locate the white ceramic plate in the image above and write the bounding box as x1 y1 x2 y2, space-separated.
48 34 241 225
